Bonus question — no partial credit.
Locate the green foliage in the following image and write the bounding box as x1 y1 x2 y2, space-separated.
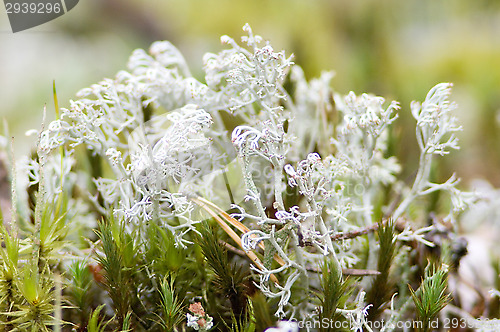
197 222 250 326
409 264 451 332
156 276 184 331
94 217 140 329
0 191 72 331
249 292 275 332
0 225 20 328
366 220 396 321
316 258 350 332
7 262 56 331
68 260 93 326
144 222 186 276
87 305 110 332
0 225 19 276
121 311 132 331
223 313 256 332
37 203 71 268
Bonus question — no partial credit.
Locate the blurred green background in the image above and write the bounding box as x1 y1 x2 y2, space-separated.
1 0 500 186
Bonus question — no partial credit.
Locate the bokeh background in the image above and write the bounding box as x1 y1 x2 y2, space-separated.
1 0 500 187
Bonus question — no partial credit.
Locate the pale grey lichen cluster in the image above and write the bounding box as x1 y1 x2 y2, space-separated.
31 24 475 325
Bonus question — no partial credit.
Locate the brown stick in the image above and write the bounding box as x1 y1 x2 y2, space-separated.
331 223 380 241
219 240 246 257
342 268 381 276
306 266 381 276
331 218 407 242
